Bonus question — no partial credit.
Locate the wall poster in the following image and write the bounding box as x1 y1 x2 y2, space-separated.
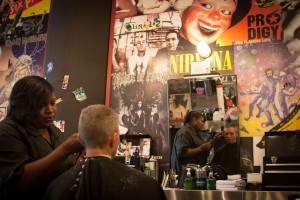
0 0 51 109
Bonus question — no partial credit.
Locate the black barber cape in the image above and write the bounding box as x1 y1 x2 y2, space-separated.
44 156 166 200
211 142 240 175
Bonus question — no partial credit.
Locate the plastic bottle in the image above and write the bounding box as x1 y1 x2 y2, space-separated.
206 168 216 190
144 162 150 176
183 168 193 190
194 165 207 190
169 169 177 188
194 166 200 190
195 166 207 190
149 156 156 179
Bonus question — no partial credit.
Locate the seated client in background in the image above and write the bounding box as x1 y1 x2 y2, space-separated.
211 123 240 175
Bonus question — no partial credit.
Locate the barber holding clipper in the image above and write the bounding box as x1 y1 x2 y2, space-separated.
171 110 220 177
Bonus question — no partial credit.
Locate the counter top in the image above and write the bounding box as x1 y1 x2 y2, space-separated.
164 188 300 200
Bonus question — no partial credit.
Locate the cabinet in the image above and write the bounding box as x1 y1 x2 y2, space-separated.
263 157 300 191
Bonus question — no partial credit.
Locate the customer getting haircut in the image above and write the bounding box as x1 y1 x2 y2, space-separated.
78 104 120 148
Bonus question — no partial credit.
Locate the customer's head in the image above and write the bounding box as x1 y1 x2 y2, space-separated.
7 75 56 128
184 110 205 131
78 104 120 157
180 0 251 45
224 123 238 144
165 30 180 51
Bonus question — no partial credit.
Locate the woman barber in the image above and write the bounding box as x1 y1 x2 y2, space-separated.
0 76 83 200
171 111 213 176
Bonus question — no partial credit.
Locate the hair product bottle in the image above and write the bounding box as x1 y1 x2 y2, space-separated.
206 167 216 190
194 165 207 190
183 168 193 190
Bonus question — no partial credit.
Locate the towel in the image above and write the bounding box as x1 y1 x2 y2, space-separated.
216 184 235 188
216 179 246 187
216 186 243 191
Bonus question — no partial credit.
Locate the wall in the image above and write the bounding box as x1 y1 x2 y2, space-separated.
0 0 113 136
45 0 113 135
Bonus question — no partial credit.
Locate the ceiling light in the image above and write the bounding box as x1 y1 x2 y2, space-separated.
196 42 212 58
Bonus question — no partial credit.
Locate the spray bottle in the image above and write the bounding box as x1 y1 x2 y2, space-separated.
183 168 193 190
206 167 216 190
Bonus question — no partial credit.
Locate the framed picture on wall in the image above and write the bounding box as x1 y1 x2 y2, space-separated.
116 135 151 158
0 107 6 122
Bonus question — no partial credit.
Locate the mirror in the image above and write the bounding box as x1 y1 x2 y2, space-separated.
190 78 218 121
169 75 239 130
187 75 239 130
168 75 242 176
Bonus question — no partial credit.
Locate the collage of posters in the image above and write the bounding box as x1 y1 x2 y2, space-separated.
108 0 300 172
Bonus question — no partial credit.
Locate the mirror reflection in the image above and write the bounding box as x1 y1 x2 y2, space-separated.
169 75 244 178
190 78 218 122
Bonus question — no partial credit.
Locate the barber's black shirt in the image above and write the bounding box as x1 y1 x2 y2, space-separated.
0 117 74 200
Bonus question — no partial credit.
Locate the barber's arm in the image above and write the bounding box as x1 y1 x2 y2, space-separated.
182 142 212 158
16 133 83 191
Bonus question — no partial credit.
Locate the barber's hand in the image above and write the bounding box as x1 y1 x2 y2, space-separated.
199 142 212 152
211 132 223 146
61 133 84 155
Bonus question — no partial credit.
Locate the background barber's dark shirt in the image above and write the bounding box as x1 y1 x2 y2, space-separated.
171 124 208 175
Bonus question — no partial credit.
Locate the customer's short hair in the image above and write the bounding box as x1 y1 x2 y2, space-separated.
79 104 119 148
224 123 237 132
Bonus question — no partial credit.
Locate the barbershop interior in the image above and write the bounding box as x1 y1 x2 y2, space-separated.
0 0 300 199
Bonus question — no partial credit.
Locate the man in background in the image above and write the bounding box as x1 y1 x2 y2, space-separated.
149 30 183 74
211 123 240 175
127 32 153 76
112 38 127 73
155 30 183 59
